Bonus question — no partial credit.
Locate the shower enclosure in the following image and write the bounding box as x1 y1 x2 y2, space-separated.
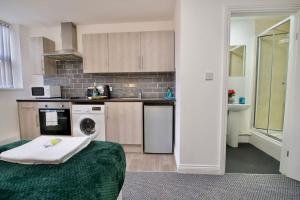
254 19 290 141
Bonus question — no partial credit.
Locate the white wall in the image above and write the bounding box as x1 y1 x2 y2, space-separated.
174 0 182 166
176 0 224 174
229 19 255 135
30 26 62 50
0 25 33 144
174 0 300 174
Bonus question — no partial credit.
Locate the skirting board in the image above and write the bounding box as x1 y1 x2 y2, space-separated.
238 135 250 143
250 131 281 161
177 164 222 175
0 136 20 146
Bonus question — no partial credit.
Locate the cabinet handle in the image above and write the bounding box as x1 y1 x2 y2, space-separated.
106 106 108 121
141 56 143 70
36 113 39 127
21 106 34 109
138 55 141 70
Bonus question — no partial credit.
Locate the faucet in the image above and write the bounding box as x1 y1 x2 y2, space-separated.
137 89 142 99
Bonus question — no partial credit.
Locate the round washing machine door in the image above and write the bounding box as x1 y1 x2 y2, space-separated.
79 118 97 137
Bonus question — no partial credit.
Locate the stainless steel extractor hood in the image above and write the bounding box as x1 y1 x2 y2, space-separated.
43 22 82 62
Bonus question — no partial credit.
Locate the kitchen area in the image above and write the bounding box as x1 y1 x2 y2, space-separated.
17 22 176 171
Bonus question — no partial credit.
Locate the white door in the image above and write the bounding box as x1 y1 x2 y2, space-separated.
280 11 300 181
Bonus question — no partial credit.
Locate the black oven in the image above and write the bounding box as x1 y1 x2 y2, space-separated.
38 102 71 136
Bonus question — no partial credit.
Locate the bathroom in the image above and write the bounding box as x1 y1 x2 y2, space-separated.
226 15 292 174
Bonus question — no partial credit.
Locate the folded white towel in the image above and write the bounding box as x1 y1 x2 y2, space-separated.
46 111 58 126
0 136 91 165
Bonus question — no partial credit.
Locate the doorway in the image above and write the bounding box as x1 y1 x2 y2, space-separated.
225 15 294 174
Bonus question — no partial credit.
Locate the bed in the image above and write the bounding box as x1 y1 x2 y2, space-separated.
0 140 126 200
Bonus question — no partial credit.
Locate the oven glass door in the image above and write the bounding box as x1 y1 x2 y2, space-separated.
39 108 71 135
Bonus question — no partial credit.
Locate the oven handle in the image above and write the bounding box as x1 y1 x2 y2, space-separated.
39 109 67 113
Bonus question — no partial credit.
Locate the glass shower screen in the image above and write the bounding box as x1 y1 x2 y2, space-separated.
254 20 290 141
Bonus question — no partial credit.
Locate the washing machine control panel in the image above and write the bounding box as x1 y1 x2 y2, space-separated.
72 105 105 114
92 106 102 111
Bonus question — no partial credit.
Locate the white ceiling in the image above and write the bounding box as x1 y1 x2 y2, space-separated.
0 0 175 27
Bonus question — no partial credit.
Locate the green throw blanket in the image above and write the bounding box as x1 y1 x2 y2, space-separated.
0 140 126 200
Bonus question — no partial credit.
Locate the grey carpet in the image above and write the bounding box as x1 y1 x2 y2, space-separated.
123 172 300 200
226 143 280 174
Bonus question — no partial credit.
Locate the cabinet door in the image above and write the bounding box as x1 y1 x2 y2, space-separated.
106 102 143 144
108 32 141 72
82 33 109 73
42 38 57 75
18 102 40 140
31 37 56 75
141 31 175 72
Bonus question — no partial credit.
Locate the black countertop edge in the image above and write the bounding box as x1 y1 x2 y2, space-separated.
16 98 175 105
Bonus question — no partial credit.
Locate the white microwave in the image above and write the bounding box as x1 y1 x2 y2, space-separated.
31 85 61 98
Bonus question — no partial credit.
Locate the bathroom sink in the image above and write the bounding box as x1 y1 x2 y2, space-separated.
227 104 251 148
228 104 250 112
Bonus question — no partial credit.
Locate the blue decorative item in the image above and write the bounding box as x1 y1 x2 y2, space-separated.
165 87 175 100
239 97 245 104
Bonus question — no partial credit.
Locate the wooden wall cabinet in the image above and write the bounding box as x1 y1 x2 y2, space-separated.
31 37 56 75
141 31 175 72
108 32 141 72
18 102 40 140
105 102 143 145
82 31 175 73
82 33 109 73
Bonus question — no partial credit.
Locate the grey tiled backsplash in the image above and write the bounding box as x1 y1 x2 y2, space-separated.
44 62 175 98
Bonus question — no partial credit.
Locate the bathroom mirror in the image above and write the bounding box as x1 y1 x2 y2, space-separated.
229 45 246 77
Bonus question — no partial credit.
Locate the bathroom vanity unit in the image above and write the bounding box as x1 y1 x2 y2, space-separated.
227 104 250 147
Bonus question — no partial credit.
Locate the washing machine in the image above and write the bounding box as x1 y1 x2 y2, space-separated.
72 104 105 141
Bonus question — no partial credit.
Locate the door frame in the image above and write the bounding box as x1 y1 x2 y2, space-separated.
220 4 300 174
